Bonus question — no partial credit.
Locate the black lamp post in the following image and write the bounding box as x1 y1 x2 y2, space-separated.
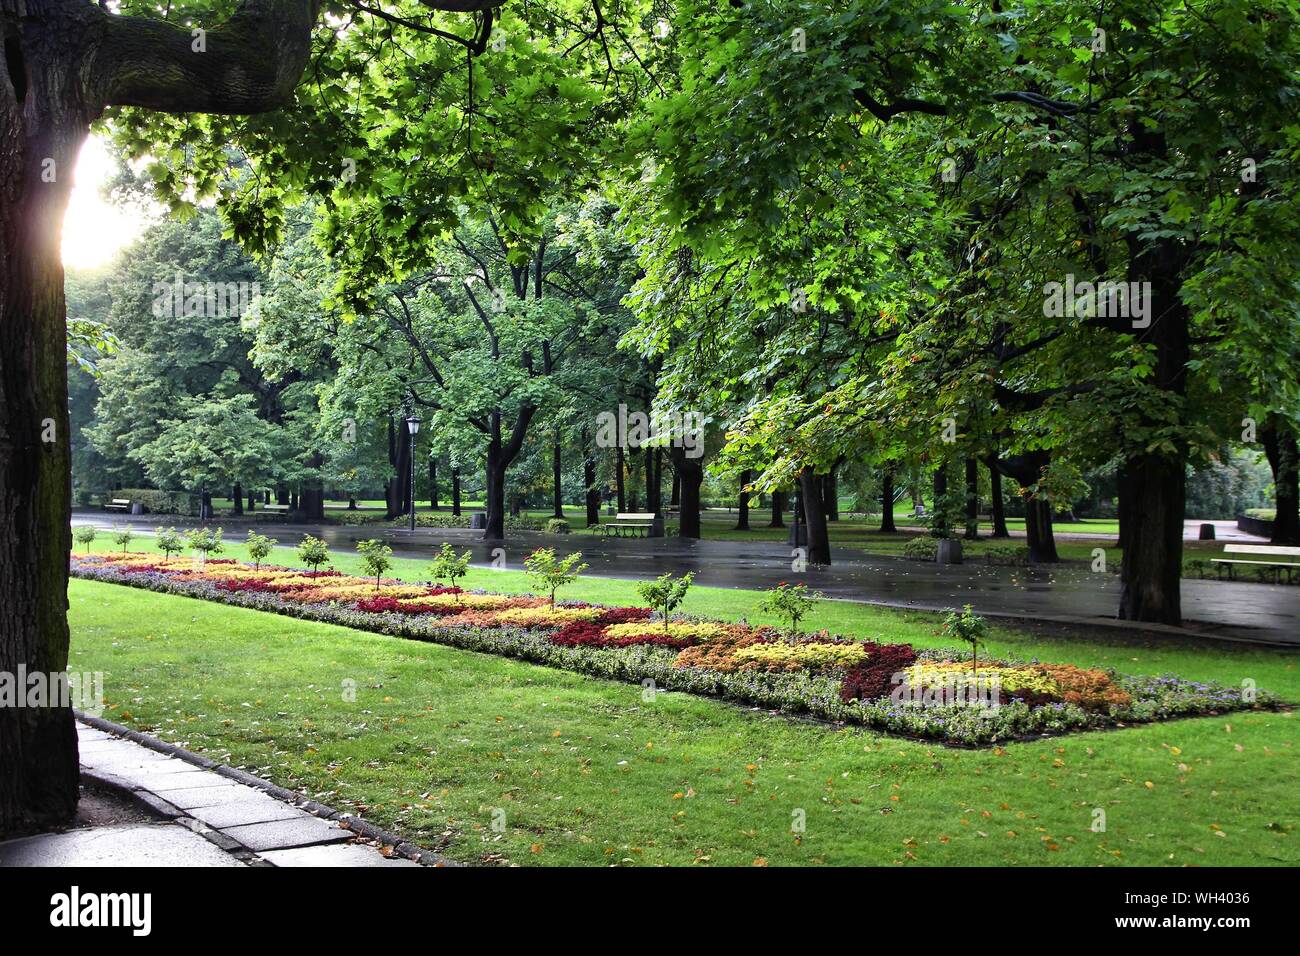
406 414 421 531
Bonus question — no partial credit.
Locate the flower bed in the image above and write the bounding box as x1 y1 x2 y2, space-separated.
69 553 1278 745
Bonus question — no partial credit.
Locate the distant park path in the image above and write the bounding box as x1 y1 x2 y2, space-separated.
72 511 1300 648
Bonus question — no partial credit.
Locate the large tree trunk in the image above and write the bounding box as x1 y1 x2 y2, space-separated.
429 459 438 510
451 467 461 516
735 470 751 530
669 466 680 507
1262 415 1300 544
822 467 838 521
552 442 563 518
301 452 325 520
798 468 831 566
879 465 896 532
584 452 599 527
1117 454 1184 623
615 445 626 512
963 457 979 539
672 448 704 538
768 490 785 528
931 463 950 537
483 407 534 540
989 464 1009 538
232 483 244 515
995 452 1059 563
0 20 82 831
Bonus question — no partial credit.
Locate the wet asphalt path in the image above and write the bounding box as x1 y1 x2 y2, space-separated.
72 512 1300 647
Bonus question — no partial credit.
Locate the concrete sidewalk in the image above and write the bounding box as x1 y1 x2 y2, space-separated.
0 722 428 868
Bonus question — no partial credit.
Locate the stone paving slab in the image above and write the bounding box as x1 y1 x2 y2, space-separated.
259 843 422 867
0 724 438 867
186 797 306 830
149 783 266 811
219 816 353 852
141 769 242 792
0 824 245 867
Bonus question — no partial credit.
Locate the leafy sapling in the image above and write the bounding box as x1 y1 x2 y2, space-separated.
942 604 989 675
185 526 224 566
636 572 694 634
297 535 331 577
524 548 589 606
111 526 133 553
758 582 823 637
245 531 277 570
427 542 472 603
73 526 96 554
357 539 393 590
156 526 184 559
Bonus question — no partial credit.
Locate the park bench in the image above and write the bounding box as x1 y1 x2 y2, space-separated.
104 498 131 512
603 512 659 537
1211 544 1300 584
261 503 291 515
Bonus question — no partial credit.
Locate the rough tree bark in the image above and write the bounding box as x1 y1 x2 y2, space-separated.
552 441 563 519
988 464 1009 538
879 465 896 532
963 457 979 540
734 469 750 531
994 452 1059 563
1261 415 1300 544
583 452 599 527
615 445 626 512
797 468 831 566
671 447 703 538
483 407 533 540
0 0 498 834
768 490 785 528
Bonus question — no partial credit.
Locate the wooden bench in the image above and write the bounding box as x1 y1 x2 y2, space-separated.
104 498 131 512
262 503 290 513
603 512 658 537
1212 544 1300 584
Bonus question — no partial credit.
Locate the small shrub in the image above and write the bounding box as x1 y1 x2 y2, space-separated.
245 531 277 570
297 535 331 577
357 539 394 589
544 517 571 534
902 537 938 561
942 604 989 674
73 526 97 554
111 526 133 553
636 572 694 634
156 526 184 559
185 526 224 565
427 542 472 602
757 582 823 637
524 548 589 606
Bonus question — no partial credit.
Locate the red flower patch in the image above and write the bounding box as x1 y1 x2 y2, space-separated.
354 596 460 616
839 642 918 703
595 607 655 625
548 620 696 649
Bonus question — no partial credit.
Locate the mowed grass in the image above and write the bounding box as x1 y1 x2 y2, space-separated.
68 572 1298 866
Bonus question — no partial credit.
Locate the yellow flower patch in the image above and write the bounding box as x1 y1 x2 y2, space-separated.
732 641 869 672
604 621 731 641
904 662 1060 697
494 606 602 626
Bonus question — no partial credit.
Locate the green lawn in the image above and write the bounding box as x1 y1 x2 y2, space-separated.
67 551 1298 866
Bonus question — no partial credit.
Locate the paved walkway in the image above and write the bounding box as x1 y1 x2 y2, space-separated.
0 722 424 867
72 512 1300 647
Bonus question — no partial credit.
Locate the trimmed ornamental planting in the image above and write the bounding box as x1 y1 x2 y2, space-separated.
69 553 1277 745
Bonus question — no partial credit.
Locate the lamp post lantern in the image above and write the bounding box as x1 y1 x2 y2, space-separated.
406 414 421 532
